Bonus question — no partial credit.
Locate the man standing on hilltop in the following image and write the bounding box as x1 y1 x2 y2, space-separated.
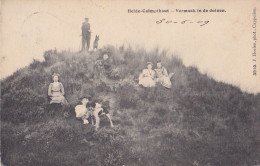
81 18 91 51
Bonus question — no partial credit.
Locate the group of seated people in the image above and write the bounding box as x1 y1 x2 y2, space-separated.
139 60 174 88
47 73 113 130
47 56 174 129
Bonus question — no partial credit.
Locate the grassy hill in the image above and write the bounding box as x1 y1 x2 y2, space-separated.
1 45 260 166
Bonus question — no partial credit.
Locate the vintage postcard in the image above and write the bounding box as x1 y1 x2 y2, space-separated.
1 0 259 166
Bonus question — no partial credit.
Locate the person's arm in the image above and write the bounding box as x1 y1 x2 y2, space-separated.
48 84 52 96
88 23 91 33
163 67 169 76
154 69 158 78
151 70 155 79
139 70 145 79
60 83 65 96
81 24 84 35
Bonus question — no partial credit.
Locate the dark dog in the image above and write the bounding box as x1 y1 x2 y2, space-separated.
93 35 99 51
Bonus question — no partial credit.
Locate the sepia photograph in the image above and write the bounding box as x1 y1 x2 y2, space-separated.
1 0 260 165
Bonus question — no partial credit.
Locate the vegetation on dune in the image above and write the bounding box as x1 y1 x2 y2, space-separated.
1 45 260 166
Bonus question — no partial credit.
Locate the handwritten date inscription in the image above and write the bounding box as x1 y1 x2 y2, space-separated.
156 19 210 26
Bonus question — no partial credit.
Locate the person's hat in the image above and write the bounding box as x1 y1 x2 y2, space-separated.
157 59 162 63
147 62 153 66
85 17 89 20
81 98 89 102
52 73 60 78
103 53 109 59
80 95 92 101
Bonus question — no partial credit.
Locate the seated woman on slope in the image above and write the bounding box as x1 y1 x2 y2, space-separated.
154 60 174 89
48 73 68 105
94 53 120 79
139 62 156 87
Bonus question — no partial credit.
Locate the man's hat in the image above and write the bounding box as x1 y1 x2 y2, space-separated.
52 73 60 78
147 62 153 66
80 95 92 101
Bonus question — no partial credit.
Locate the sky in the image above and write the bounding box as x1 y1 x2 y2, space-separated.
1 0 259 93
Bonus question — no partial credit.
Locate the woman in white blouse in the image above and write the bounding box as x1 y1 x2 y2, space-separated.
138 62 156 87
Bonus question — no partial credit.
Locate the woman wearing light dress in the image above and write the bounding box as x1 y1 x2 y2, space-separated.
138 62 156 87
154 60 174 89
48 73 68 105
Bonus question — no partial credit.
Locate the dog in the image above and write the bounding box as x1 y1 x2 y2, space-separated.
88 102 114 130
75 97 114 130
87 102 114 130
93 35 99 51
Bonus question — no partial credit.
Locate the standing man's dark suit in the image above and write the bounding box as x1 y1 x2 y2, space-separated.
82 18 91 51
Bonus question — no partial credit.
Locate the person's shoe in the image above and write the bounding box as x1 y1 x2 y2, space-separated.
83 119 89 124
63 112 69 118
81 139 95 146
